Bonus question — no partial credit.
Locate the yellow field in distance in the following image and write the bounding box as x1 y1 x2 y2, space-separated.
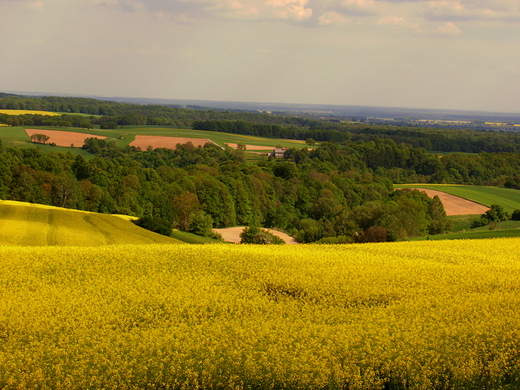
0 109 61 116
1 239 520 388
0 200 181 246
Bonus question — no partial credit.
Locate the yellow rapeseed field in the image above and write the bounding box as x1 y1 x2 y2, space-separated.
0 109 60 116
0 200 180 246
1 239 520 389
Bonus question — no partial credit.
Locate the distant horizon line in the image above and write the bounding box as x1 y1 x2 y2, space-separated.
3 89 520 118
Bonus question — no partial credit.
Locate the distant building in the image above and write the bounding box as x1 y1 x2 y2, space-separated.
270 147 288 158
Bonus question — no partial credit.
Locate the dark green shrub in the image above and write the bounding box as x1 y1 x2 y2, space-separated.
240 226 285 245
188 211 214 237
354 226 389 243
484 204 509 223
133 217 172 236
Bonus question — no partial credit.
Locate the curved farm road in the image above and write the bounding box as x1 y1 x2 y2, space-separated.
213 226 298 244
403 188 489 216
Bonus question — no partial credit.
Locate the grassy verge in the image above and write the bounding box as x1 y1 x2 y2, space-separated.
411 218 520 241
170 230 225 244
411 228 520 241
448 214 482 232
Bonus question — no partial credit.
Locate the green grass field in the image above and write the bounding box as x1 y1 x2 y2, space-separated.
447 214 481 232
0 200 182 246
0 127 95 158
103 125 312 151
0 125 312 157
398 184 520 213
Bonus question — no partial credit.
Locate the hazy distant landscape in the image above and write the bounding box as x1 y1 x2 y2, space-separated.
3 0 520 386
6 90 520 125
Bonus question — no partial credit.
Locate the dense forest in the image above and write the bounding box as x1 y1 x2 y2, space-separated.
2 135 520 243
1 93 520 243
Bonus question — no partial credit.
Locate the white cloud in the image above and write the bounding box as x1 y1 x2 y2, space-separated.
376 15 418 28
424 0 520 22
265 0 312 20
377 15 404 25
318 10 350 25
91 0 146 12
462 0 519 13
87 0 515 26
413 20 462 35
336 0 385 16
91 0 312 21
436 20 461 34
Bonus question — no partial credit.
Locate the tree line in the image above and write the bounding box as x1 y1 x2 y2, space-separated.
2 93 520 154
193 119 520 154
0 113 95 129
0 137 466 243
4 134 520 242
1 134 519 243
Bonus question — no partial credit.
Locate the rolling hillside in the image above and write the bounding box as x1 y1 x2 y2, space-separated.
397 184 520 213
0 200 182 246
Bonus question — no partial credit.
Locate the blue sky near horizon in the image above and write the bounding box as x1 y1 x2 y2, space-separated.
1 0 519 113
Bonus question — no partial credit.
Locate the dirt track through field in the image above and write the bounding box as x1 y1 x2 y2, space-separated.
213 226 298 244
25 129 106 147
404 188 489 216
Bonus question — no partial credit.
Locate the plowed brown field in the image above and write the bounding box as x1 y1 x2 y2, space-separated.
130 135 211 150
405 188 489 216
25 129 106 147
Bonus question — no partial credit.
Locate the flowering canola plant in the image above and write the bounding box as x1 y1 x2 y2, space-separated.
0 109 61 116
0 200 179 246
1 239 520 389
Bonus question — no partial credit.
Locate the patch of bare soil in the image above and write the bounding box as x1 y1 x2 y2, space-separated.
404 188 489 216
25 129 106 147
130 135 212 150
213 226 298 244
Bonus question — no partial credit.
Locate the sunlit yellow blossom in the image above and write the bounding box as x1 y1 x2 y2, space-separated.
0 239 519 388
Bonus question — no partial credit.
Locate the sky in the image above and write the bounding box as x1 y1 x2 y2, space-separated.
1 0 520 113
